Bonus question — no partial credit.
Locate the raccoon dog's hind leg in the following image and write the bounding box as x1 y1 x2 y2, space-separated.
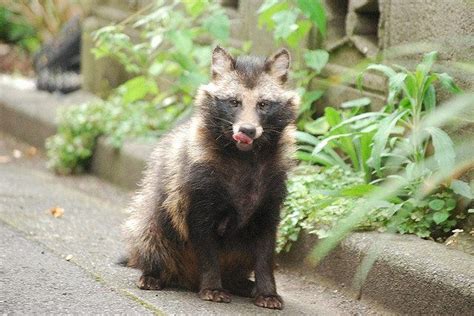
123 201 167 291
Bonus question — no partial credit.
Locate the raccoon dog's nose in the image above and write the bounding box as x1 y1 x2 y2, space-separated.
239 124 256 139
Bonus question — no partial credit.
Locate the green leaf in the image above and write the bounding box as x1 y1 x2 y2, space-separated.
257 0 280 13
286 19 312 48
366 64 397 78
341 97 371 108
450 180 474 199
258 1 288 29
429 199 445 211
168 30 193 54
370 110 408 176
295 131 320 146
416 51 438 75
299 90 324 114
324 107 342 127
121 76 158 103
296 0 327 37
272 10 299 40
183 0 208 17
433 211 449 224
339 184 376 197
296 151 334 167
304 117 329 135
387 73 406 105
304 49 329 74
203 12 230 41
313 132 357 155
425 127 455 171
423 85 436 112
438 73 463 94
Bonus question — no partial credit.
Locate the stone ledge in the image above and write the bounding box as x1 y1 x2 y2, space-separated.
0 76 97 149
279 231 474 314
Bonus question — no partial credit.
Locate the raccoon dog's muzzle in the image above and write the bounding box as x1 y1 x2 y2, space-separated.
232 123 263 151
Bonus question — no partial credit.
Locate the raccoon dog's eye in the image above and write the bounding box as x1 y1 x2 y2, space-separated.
257 101 270 111
229 98 241 107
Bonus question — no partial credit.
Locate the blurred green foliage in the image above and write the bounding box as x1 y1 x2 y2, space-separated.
0 6 40 52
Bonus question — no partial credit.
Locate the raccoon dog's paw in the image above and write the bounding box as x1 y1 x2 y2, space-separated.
199 288 232 303
254 294 284 310
137 274 163 290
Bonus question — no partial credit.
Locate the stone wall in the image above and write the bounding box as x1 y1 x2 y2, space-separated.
81 0 473 107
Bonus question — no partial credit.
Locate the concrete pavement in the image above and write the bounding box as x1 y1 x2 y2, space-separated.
0 133 383 315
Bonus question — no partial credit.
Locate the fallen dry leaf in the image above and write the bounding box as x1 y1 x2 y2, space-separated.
65 254 73 261
26 146 38 157
48 207 64 218
0 155 11 163
13 149 22 159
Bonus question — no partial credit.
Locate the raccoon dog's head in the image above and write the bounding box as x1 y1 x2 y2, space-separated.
197 46 299 152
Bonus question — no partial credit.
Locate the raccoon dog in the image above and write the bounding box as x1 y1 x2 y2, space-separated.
123 46 299 310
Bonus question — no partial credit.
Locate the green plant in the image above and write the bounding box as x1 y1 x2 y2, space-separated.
46 88 180 174
258 0 329 127
0 6 39 52
278 52 472 251
278 165 366 252
92 0 231 109
1 0 83 43
47 0 231 173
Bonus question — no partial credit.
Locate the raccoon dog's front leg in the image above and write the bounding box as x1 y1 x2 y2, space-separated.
188 208 231 303
254 226 283 310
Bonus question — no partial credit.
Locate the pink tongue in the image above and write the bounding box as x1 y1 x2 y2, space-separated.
233 132 253 144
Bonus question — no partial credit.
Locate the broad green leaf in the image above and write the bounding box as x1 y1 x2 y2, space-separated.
425 127 455 171
121 76 158 103
429 199 445 211
450 180 474 199
438 73 463 94
257 1 288 28
324 107 342 127
299 90 324 114
341 97 371 108
296 0 327 37
423 85 436 112
432 211 449 224
203 12 230 41
304 49 329 74
286 20 312 48
272 10 299 40
370 110 408 176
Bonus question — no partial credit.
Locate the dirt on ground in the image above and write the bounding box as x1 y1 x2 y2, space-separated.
0 42 34 76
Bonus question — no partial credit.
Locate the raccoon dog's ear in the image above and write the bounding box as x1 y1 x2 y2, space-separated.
212 46 235 79
265 48 291 83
